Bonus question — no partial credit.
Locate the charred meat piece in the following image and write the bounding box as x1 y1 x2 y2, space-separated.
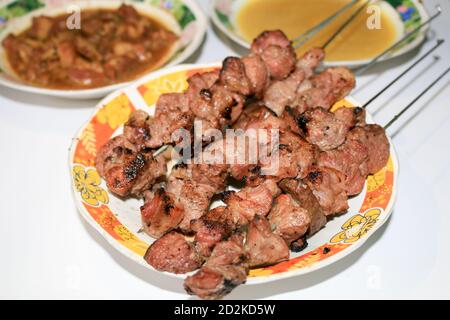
95 135 166 198
184 234 248 300
268 194 311 246
203 206 249 231
165 140 230 232
186 70 220 95
290 236 308 252
145 93 192 148
251 30 296 80
262 130 319 181
318 138 369 196
219 57 252 96
230 107 283 184
347 124 390 174
251 30 293 54
223 179 281 223
188 77 246 143
241 54 269 98
304 167 349 216
279 179 327 236
144 231 202 274
191 216 232 258
140 189 184 238
263 48 325 116
95 135 130 178
260 45 297 80
123 110 152 150
264 68 307 116
296 107 357 151
292 67 356 113
167 173 217 233
245 216 290 268
296 47 326 78
340 105 366 127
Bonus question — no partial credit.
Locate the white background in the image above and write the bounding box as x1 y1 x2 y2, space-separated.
0 0 449 299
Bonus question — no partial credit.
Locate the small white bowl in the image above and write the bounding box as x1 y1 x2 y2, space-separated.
210 0 430 68
0 0 207 99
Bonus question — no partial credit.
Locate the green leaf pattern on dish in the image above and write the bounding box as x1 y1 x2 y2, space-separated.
0 0 197 32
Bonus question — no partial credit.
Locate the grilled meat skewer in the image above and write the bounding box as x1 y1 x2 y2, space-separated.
94 29 402 301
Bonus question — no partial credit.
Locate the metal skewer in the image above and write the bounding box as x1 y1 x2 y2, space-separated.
356 5 442 76
323 0 371 49
384 66 450 129
292 0 359 49
363 39 445 109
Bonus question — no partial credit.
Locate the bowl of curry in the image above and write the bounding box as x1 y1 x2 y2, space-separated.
0 0 207 99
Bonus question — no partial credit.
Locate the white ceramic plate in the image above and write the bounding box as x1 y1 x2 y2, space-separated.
210 0 429 68
0 0 207 99
69 63 398 288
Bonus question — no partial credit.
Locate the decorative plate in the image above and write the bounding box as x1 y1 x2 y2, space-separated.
0 0 207 99
210 0 429 68
69 63 398 285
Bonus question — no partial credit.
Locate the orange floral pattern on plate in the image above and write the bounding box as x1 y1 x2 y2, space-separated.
73 94 135 167
137 67 221 106
83 204 148 256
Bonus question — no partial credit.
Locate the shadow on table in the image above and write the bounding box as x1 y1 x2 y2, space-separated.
78 202 392 299
390 78 450 137
225 216 392 300
78 215 186 295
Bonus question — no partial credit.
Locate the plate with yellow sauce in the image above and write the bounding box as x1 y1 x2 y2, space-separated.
210 0 429 67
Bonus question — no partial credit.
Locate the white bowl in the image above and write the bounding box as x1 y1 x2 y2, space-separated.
0 0 207 99
210 0 430 68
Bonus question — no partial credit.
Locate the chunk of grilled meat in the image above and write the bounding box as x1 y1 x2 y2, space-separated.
140 189 184 238
167 174 218 232
295 106 363 151
202 206 249 231
187 70 221 94
191 214 232 258
304 167 349 216
279 179 327 236
138 30 297 149
241 54 269 98
219 57 252 96
184 234 248 300
292 67 356 114
223 179 281 223
95 135 166 198
261 130 319 181
245 216 290 268
144 93 193 148
164 139 230 233
144 231 202 274
123 110 153 150
232 108 317 185
251 30 297 80
347 124 390 174
268 194 311 246
318 138 369 196
263 47 325 116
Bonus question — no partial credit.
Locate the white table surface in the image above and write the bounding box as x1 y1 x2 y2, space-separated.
1 0 449 300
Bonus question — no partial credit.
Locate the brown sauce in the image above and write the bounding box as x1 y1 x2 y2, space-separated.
2 4 178 89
